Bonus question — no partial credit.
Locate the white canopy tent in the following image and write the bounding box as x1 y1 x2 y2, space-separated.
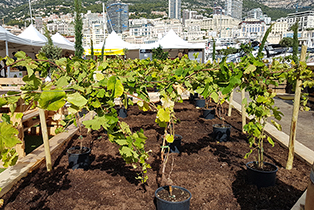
51 32 75 52
139 30 205 62
94 31 140 50
0 26 47 76
19 24 75 54
18 24 47 43
0 26 45 57
140 29 204 50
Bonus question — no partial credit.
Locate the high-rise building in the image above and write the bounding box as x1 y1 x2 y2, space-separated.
107 0 129 34
225 0 242 20
169 0 181 20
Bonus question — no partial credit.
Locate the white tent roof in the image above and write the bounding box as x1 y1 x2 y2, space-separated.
52 32 75 51
0 25 45 58
18 24 47 44
103 31 140 50
141 29 204 50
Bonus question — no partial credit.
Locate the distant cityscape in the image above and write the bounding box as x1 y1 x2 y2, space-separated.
1 0 314 49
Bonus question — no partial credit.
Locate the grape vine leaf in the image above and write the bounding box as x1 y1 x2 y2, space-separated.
67 92 87 108
0 122 21 150
39 90 66 111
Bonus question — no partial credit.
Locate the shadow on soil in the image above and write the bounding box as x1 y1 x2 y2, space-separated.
89 154 141 185
232 169 304 209
4 139 74 209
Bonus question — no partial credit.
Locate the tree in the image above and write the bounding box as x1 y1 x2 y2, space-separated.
74 0 84 58
39 25 62 60
152 45 168 60
279 37 294 47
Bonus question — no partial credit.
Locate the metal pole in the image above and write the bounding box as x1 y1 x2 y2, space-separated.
103 3 106 39
29 0 33 25
5 33 10 77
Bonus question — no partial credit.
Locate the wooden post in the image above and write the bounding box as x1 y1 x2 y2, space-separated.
10 113 25 158
228 89 234 116
286 45 307 170
39 109 52 172
241 82 246 133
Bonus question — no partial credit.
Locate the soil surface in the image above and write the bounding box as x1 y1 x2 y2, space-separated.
2 100 310 210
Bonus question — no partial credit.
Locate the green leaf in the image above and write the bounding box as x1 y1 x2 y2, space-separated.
0 122 21 150
6 96 20 104
157 108 170 122
91 100 101 108
116 140 128 145
15 51 26 59
38 89 66 111
0 97 7 107
108 76 124 98
15 113 23 119
244 149 253 159
82 116 110 130
271 120 282 131
244 65 256 74
120 146 133 157
22 74 42 90
242 97 247 105
267 136 275 147
138 101 151 112
1 114 10 124
56 76 69 88
165 134 174 143
211 92 219 103
67 92 87 108
95 73 105 81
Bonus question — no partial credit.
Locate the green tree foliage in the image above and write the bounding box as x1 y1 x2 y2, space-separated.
39 25 62 60
152 46 169 60
90 38 94 60
74 0 84 58
279 37 294 47
292 22 299 64
220 47 238 56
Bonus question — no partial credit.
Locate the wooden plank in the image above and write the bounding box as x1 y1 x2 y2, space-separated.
22 109 39 122
0 86 21 91
39 109 52 172
0 78 25 85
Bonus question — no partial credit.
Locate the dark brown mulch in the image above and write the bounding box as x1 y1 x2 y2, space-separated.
1 100 310 210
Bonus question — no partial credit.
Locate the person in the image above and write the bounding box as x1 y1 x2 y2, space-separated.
12 52 17 61
64 51 70 59
0 60 5 77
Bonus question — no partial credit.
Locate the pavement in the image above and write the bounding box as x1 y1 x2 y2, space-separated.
232 89 314 152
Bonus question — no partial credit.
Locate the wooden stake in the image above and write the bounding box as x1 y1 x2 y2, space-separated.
286 45 307 170
228 89 234 116
39 109 52 172
241 83 246 133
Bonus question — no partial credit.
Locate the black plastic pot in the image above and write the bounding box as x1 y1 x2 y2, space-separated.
195 98 205 108
246 161 278 188
118 108 128 118
189 93 199 102
212 124 231 142
167 134 182 154
155 186 192 210
203 108 215 119
67 146 91 170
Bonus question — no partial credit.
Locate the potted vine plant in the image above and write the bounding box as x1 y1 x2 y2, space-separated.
212 93 232 142
202 97 215 119
210 58 242 142
153 92 192 210
240 24 285 188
